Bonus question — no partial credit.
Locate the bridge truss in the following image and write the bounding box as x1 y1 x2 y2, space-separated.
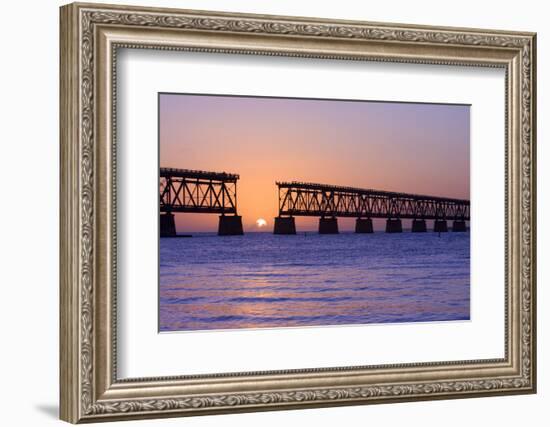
277 181 469 220
160 168 239 215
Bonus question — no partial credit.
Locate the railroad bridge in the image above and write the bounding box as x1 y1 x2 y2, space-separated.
159 168 243 236
274 181 469 234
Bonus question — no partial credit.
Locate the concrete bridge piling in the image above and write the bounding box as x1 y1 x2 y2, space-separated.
434 220 448 232
319 217 339 234
160 212 176 237
411 219 427 232
355 218 374 233
218 215 244 236
385 219 403 233
273 216 296 235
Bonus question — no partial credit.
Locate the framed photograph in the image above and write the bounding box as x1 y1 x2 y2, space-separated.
60 2 537 423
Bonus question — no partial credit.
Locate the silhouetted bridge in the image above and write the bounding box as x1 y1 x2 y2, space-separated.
159 168 243 236
274 182 469 234
159 169 469 236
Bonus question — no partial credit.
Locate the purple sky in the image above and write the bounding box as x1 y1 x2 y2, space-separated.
160 94 470 232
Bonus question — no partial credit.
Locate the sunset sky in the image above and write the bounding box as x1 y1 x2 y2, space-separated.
160 93 470 232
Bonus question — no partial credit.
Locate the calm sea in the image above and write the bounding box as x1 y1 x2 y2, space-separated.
159 231 470 332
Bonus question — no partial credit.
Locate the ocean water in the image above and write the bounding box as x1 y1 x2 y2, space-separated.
159 232 470 332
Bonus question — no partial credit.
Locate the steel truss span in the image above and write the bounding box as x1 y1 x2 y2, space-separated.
160 167 239 215
277 181 470 220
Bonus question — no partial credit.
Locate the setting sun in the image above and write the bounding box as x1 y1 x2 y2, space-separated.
256 218 267 228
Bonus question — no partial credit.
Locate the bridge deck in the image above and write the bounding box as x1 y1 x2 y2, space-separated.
160 167 239 182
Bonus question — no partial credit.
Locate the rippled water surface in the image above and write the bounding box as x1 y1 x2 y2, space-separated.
160 232 470 331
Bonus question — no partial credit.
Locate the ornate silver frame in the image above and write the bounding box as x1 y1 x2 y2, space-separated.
60 2 536 423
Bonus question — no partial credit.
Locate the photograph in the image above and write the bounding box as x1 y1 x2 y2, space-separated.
159 93 471 332
57 2 536 422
